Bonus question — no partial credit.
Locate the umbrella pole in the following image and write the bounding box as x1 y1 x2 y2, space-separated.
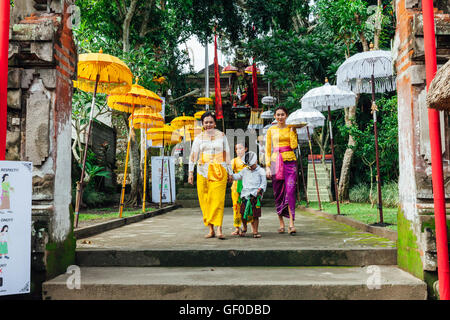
142 130 148 213
328 106 341 215
168 152 173 204
74 74 99 228
119 106 136 218
297 145 309 207
371 74 383 223
306 126 322 211
159 137 164 209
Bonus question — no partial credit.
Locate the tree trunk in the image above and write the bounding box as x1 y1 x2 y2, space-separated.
122 0 139 53
338 101 357 201
373 0 383 50
127 132 143 206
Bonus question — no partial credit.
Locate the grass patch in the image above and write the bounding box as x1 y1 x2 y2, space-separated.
78 207 154 222
299 200 398 232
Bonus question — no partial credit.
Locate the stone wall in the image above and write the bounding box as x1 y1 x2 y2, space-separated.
6 0 76 299
394 0 450 295
90 121 117 188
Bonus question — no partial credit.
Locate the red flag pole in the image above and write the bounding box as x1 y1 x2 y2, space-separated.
422 0 450 300
214 31 224 130
0 0 11 160
252 61 258 109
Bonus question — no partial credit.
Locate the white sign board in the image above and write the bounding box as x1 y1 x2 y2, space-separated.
151 156 176 203
0 161 32 296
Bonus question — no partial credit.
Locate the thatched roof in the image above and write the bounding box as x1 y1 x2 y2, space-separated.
427 59 450 111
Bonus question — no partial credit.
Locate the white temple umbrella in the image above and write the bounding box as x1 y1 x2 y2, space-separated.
301 79 357 214
261 81 276 119
287 108 325 210
336 44 396 224
262 96 277 106
260 109 274 119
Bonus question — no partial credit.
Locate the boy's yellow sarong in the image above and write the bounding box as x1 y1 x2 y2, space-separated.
197 161 228 227
230 157 246 227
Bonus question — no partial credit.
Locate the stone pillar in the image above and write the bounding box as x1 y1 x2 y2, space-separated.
6 0 76 299
394 0 450 297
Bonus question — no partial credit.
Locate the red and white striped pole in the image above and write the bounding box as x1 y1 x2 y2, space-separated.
0 0 11 160
422 0 450 300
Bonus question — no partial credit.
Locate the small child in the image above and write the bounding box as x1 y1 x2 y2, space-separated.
230 143 247 236
232 151 267 238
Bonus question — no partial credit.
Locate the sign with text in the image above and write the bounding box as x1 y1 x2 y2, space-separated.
0 161 32 296
151 156 176 203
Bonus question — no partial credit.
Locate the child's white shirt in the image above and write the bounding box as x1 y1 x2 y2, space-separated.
232 166 267 199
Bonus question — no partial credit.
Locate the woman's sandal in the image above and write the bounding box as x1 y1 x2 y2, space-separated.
217 233 226 240
278 227 285 234
239 229 247 237
204 232 215 239
253 233 262 238
231 228 240 236
288 227 297 235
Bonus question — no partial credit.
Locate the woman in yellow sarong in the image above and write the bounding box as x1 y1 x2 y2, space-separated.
230 143 247 236
188 112 232 239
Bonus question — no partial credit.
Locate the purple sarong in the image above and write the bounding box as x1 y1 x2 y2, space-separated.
272 161 297 220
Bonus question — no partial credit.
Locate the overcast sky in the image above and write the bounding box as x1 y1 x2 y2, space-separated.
181 36 231 73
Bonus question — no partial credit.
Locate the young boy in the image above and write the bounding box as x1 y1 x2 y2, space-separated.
230 143 247 236
232 151 267 238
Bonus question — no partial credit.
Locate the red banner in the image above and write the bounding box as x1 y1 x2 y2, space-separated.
252 61 259 109
214 34 223 120
0 1 10 160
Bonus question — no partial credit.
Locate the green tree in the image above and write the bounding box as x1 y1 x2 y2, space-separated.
344 95 399 206
313 0 395 201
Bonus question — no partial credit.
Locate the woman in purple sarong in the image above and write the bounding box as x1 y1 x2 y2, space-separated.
265 106 298 235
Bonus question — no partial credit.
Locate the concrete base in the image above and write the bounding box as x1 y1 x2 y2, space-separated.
75 248 397 267
42 266 427 300
42 207 427 300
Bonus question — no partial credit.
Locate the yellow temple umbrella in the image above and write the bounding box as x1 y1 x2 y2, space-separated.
108 79 164 218
146 125 182 144
130 109 165 129
171 115 196 129
194 110 206 120
107 82 163 113
128 110 165 213
75 49 133 94
147 125 181 208
196 97 213 105
171 115 196 148
73 49 133 228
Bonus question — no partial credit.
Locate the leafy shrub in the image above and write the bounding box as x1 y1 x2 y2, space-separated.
349 183 371 203
381 181 399 208
349 181 398 208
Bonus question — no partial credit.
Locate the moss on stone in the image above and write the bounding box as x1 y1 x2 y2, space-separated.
397 208 424 280
44 205 76 280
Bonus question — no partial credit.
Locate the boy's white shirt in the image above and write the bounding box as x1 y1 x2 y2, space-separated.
232 165 267 199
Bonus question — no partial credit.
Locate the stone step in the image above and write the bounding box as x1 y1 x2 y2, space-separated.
75 248 397 267
42 266 427 300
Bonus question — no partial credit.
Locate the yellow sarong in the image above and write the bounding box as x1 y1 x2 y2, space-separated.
197 163 228 227
231 157 246 227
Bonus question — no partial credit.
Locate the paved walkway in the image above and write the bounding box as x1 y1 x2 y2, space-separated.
76 207 395 250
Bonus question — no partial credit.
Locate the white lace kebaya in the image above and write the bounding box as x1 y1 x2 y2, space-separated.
188 129 232 178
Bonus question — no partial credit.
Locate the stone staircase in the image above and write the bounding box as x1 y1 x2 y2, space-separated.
42 207 427 300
